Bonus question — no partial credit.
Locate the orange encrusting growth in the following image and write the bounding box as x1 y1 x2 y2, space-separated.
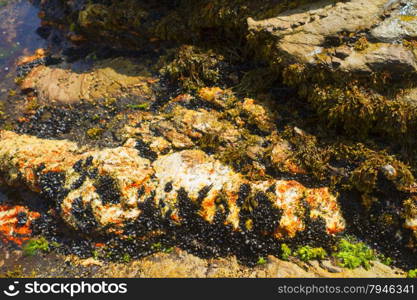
17 48 47 66
0 204 41 245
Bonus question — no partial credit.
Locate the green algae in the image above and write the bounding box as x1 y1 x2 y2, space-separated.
280 244 292 261
127 103 149 110
378 254 393 266
121 253 131 263
256 257 267 265
23 237 51 256
335 238 376 270
151 242 174 254
407 269 417 278
295 246 327 262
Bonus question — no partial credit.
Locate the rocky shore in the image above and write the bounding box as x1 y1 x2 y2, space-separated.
1 0 417 277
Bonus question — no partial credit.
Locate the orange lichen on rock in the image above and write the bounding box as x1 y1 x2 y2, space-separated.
0 204 40 245
273 180 345 239
198 87 223 102
0 131 345 240
17 48 47 66
198 87 236 108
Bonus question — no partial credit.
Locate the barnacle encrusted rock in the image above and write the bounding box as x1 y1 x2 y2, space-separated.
0 130 345 240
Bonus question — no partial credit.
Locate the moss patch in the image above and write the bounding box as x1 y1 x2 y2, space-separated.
295 246 327 262
335 238 376 270
23 237 51 256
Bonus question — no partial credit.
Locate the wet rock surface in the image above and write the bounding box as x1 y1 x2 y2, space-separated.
19 58 158 105
1 0 417 277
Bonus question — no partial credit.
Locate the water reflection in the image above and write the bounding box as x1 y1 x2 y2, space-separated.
0 0 45 103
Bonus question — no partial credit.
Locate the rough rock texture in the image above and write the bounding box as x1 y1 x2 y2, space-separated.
371 1 417 41
81 249 406 278
0 203 40 245
19 58 156 105
2 0 417 274
0 130 344 239
31 0 417 143
247 0 417 147
248 0 417 74
0 247 405 278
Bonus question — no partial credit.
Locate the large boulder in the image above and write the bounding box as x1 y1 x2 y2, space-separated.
0 130 345 240
246 0 417 154
248 0 417 76
371 1 417 42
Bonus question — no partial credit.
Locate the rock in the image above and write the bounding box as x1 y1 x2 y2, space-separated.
73 257 104 267
136 250 208 278
244 0 417 177
271 140 306 175
198 87 237 109
371 0 417 42
0 130 345 242
16 49 47 66
19 58 157 105
241 98 276 132
247 0 386 62
149 119 195 149
308 260 404 278
339 43 417 74
169 106 241 144
319 260 342 273
0 246 405 278
247 0 417 76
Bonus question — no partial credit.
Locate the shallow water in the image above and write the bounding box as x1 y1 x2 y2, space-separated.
0 0 45 250
0 0 45 103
